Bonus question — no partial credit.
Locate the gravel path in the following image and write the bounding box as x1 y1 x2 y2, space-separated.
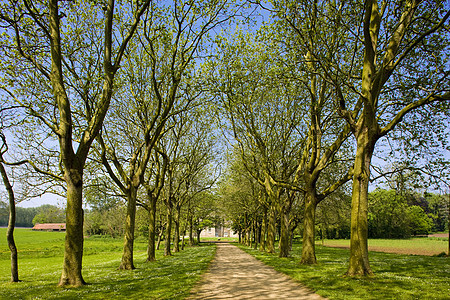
189 243 325 299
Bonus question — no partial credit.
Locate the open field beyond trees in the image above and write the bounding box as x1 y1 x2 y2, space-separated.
0 229 215 299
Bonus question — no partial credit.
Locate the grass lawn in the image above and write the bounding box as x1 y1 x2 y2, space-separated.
238 241 450 300
0 228 216 299
317 237 448 256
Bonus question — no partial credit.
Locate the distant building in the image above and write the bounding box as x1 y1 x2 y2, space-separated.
200 225 238 238
32 223 66 232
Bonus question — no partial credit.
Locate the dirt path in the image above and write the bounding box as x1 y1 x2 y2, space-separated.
189 243 324 300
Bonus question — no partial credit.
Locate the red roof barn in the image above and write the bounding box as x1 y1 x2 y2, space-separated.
32 223 66 232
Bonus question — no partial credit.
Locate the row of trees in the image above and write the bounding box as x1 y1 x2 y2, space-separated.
212 0 449 277
0 0 240 285
0 0 449 286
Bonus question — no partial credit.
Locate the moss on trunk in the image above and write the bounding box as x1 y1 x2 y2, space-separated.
59 178 85 287
346 130 375 276
301 193 318 264
119 188 137 270
146 195 157 262
266 205 276 253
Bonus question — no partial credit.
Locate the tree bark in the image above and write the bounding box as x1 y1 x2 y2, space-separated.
346 130 375 276
279 202 290 258
164 203 173 256
253 219 258 250
266 204 276 253
189 215 195 246
119 188 137 270
197 229 201 244
173 205 181 253
0 160 19 282
146 194 157 262
156 225 164 250
59 173 85 287
301 192 318 264
259 207 267 252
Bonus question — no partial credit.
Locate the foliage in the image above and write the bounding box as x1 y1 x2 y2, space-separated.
32 205 65 225
367 189 439 238
0 228 215 299
238 241 450 300
0 206 39 227
83 206 126 238
407 205 433 236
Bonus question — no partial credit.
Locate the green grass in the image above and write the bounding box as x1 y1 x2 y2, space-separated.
0 228 216 299
238 242 450 299
317 237 448 256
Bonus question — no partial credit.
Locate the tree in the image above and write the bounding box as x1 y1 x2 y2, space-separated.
0 133 21 282
141 150 168 262
368 189 410 238
340 1 449 276
0 0 152 286
32 204 65 225
275 0 450 275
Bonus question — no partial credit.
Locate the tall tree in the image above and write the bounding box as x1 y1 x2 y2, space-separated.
97 0 238 269
0 133 22 282
270 0 357 264
341 0 449 276
0 0 151 286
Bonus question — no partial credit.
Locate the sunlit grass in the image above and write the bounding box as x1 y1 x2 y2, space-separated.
317 237 448 256
238 241 450 299
0 228 216 299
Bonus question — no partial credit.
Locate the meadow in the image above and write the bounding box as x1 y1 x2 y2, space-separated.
239 238 450 300
0 228 215 299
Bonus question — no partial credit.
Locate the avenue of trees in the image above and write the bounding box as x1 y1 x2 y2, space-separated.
0 0 449 286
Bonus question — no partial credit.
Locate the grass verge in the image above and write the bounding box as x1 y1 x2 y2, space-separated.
238 242 450 299
0 228 216 299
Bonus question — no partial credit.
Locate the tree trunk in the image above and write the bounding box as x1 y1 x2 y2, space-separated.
59 176 86 287
0 161 19 282
146 195 157 262
7 202 19 283
173 205 181 253
164 203 173 256
346 132 375 276
279 202 290 258
197 230 201 244
188 204 195 246
259 208 267 252
266 204 276 253
301 192 318 264
181 230 186 250
119 188 137 270
156 226 164 250
253 219 258 250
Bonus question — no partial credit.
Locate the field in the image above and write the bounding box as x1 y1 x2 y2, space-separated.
239 238 450 300
317 236 449 256
0 228 215 299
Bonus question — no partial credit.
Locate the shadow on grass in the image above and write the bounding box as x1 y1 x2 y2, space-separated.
0 244 216 300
